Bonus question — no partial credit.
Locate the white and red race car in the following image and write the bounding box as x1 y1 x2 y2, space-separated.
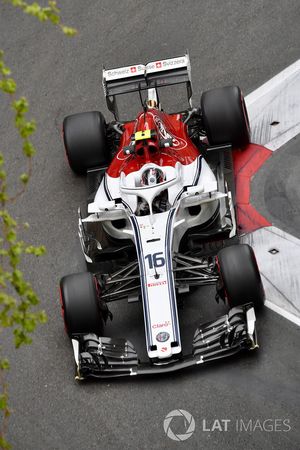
60 54 265 379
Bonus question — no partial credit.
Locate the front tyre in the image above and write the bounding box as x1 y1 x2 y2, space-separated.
217 244 265 311
60 272 104 336
201 86 250 148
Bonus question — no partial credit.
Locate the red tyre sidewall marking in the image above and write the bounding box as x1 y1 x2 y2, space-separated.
59 286 68 334
61 126 72 170
215 256 231 308
93 275 101 297
250 248 266 301
241 92 250 135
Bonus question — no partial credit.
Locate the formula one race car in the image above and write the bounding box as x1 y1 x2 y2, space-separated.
60 54 265 379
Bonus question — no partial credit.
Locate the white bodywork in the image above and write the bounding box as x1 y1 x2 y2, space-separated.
80 152 235 360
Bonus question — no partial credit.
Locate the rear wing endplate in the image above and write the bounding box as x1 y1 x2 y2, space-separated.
102 53 192 119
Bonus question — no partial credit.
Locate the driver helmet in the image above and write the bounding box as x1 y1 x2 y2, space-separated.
141 167 165 186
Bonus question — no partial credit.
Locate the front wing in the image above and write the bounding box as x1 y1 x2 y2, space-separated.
72 303 258 380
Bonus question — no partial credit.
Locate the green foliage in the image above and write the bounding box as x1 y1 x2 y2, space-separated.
0 2 77 448
0 53 46 448
3 1 77 36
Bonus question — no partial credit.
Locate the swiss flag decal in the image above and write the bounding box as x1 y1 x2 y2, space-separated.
156 62 162 68
130 66 137 73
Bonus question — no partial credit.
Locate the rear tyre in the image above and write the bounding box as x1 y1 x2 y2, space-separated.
63 111 108 175
201 86 250 148
217 244 265 311
60 272 104 336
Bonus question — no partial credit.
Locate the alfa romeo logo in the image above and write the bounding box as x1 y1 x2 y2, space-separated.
156 331 170 342
163 409 195 441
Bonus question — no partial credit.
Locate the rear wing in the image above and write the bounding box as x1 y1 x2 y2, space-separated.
102 54 192 119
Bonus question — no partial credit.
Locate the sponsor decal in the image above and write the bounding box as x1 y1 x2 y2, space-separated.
152 320 171 329
106 65 144 80
152 115 187 150
161 347 168 352
139 223 151 229
162 57 185 68
107 68 131 77
148 280 167 288
156 331 170 342
148 57 186 72
116 147 130 160
105 57 186 80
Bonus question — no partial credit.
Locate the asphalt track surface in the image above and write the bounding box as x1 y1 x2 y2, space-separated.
0 1 300 449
